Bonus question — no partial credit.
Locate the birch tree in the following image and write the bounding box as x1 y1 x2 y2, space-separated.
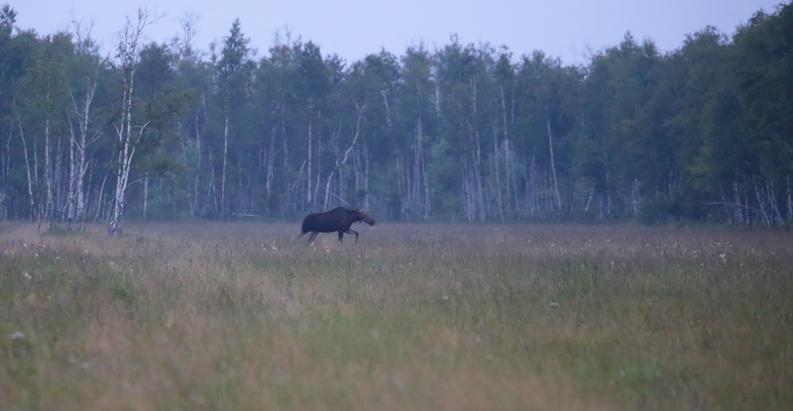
108 9 152 235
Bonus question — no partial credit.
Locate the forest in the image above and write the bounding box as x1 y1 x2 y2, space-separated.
0 3 791 228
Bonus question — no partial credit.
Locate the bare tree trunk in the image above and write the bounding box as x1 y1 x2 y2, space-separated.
754 179 771 226
44 117 54 221
109 9 151 235
412 117 423 212
206 149 217 213
492 120 504 222
787 175 792 222
474 132 485 222
529 151 537 217
266 125 276 201
33 131 41 218
462 162 472 222
545 113 562 214
363 144 370 209
313 121 322 210
220 113 229 218
381 89 392 129
84 161 94 219
15 107 36 220
2 127 7 180
767 178 784 225
324 104 364 209
143 176 149 219
631 178 641 216
732 180 743 224
422 148 430 220
307 114 313 208
69 80 96 221
192 106 203 216
353 147 361 196
500 85 515 214
3 126 10 182
55 124 65 220
66 120 77 220
434 85 441 119
95 174 107 220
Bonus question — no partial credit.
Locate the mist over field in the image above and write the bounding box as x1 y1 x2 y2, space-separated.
1 2 793 410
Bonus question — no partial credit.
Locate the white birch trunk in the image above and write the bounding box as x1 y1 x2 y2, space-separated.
220 114 229 217
266 125 276 201
754 179 771 226
323 104 364 209
422 147 430 220
363 144 370 209
493 122 504 222
44 117 54 220
546 114 562 213
142 176 149 218
15 109 36 219
109 9 151 235
307 115 313 207
787 175 792 221
192 107 202 216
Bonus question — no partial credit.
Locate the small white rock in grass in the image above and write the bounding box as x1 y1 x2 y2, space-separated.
10 331 25 340
22 271 32 280
548 301 560 309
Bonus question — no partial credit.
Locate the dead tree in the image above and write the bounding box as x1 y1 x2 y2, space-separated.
323 103 364 209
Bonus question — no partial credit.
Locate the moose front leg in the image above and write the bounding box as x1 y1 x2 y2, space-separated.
346 229 359 244
338 231 344 243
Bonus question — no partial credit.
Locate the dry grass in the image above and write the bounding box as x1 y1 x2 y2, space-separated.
1 222 792 410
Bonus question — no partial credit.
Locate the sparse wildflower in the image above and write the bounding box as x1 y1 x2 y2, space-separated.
549 301 560 309
22 271 32 280
10 331 25 340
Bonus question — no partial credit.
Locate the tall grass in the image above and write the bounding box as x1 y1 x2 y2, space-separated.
1 222 791 410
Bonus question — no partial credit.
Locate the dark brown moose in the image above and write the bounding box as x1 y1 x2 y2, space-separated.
297 207 376 244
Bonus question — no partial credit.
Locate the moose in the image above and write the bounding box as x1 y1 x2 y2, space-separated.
297 207 376 244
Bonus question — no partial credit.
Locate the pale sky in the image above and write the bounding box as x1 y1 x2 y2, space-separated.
11 0 784 64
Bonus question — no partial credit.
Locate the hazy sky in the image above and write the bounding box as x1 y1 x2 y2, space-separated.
12 0 783 64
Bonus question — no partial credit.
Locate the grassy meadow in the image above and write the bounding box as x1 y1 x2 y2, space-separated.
1 222 792 410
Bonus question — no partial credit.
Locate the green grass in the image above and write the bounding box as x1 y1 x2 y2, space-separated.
1 222 792 410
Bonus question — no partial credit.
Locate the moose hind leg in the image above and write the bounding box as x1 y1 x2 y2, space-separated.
338 231 344 243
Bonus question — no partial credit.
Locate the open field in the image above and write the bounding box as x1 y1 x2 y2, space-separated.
1 222 792 410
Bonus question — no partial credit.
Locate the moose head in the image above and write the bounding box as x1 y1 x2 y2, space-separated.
356 208 376 226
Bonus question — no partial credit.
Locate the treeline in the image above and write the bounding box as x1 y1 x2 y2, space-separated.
0 4 791 228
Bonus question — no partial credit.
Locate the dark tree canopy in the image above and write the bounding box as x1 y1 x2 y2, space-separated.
0 3 791 226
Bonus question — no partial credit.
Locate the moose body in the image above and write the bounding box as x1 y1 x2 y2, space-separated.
298 207 375 244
